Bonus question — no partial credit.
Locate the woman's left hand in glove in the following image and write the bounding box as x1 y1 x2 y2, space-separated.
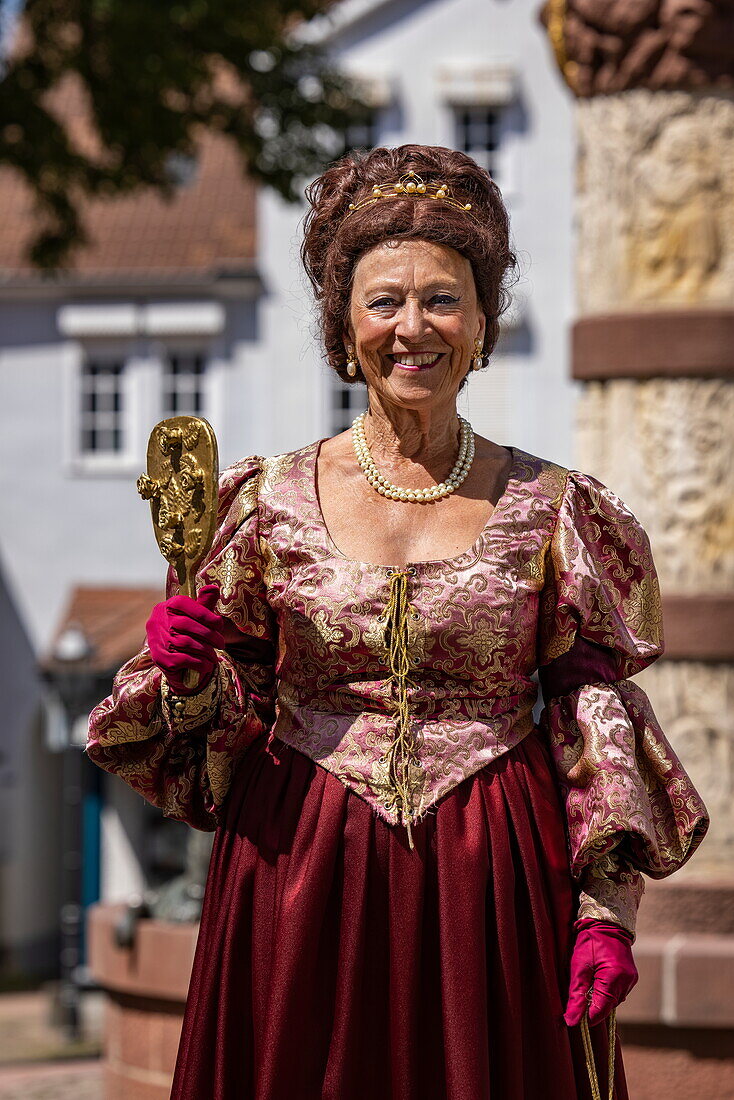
563 918 639 1027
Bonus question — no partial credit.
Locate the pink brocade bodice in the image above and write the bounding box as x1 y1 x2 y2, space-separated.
88 438 709 931
230 443 555 832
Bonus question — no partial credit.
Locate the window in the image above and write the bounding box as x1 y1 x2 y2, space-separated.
331 378 368 435
163 351 206 415
80 359 125 454
455 107 501 180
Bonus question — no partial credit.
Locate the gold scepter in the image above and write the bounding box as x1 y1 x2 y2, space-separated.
136 415 220 690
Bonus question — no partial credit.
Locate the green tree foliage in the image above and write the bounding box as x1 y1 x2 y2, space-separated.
0 0 366 268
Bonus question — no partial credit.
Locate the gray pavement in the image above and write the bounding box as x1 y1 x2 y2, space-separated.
0 991 103 1099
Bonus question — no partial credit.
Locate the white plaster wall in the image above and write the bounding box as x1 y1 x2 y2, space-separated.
1 710 64 973
100 777 147 903
0 298 262 652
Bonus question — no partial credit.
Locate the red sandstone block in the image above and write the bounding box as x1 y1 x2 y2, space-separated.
118 1002 155 1071
622 1039 734 1100
104 1065 124 1100
619 933 734 1028
104 998 122 1064
88 904 197 1002
157 1009 185 1074
618 937 666 1024
137 920 197 1001
674 934 734 1027
108 997 184 1076
636 878 734 937
106 1064 172 1100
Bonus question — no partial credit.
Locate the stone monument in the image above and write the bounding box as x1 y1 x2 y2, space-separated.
540 0 734 875
539 4 734 1092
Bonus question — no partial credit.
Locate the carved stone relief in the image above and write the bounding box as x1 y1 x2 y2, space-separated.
576 377 734 592
576 90 734 312
543 3 734 877
636 659 734 873
539 0 734 98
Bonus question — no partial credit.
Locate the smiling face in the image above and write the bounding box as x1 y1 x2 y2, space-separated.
346 239 485 413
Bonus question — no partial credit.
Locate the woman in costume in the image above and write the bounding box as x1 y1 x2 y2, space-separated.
88 144 709 1100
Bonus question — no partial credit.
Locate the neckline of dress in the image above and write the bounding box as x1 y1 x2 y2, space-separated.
308 436 523 572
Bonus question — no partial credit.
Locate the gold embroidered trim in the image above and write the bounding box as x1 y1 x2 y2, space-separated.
161 666 221 733
205 545 240 600
379 568 425 849
577 852 643 939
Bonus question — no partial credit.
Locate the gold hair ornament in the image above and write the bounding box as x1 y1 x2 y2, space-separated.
343 170 474 223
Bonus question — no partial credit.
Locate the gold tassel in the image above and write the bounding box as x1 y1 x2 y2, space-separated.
580 1007 616 1100
382 569 421 849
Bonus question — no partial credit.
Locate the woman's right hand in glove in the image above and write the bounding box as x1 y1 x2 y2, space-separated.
146 584 225 694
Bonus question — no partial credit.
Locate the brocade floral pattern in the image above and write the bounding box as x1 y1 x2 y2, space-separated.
87 441 709 933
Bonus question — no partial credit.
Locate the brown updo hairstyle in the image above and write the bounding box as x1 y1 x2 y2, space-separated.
301 144 517 385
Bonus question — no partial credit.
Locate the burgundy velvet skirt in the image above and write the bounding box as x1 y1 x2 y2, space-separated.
171 727 629 1100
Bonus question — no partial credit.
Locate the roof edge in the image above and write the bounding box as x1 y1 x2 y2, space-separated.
0 263 263 301
300 0 399 44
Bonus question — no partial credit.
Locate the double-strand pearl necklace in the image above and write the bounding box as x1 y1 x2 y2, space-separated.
351 412 475 502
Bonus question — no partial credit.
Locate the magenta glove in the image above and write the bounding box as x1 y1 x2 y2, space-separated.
564 918 638 1027
146 584 226 694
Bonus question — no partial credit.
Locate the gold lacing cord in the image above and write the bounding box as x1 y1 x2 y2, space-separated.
580 1003 616 1100
382 568 421 850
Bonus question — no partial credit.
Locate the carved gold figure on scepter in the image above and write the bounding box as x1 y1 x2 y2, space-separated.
136 415 219 691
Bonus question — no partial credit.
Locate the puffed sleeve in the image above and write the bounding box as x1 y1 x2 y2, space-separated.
86 456 277 831
536 469 709 938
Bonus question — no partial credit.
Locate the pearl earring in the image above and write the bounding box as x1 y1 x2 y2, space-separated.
346 346 359 378
472 339 484 371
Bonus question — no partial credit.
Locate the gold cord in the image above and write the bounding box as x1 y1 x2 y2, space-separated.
381 569 422 849
580 1007 616 1100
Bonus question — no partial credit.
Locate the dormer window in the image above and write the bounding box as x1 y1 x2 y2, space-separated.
455 106 501 181
163 351 206 416
80 358 125 454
